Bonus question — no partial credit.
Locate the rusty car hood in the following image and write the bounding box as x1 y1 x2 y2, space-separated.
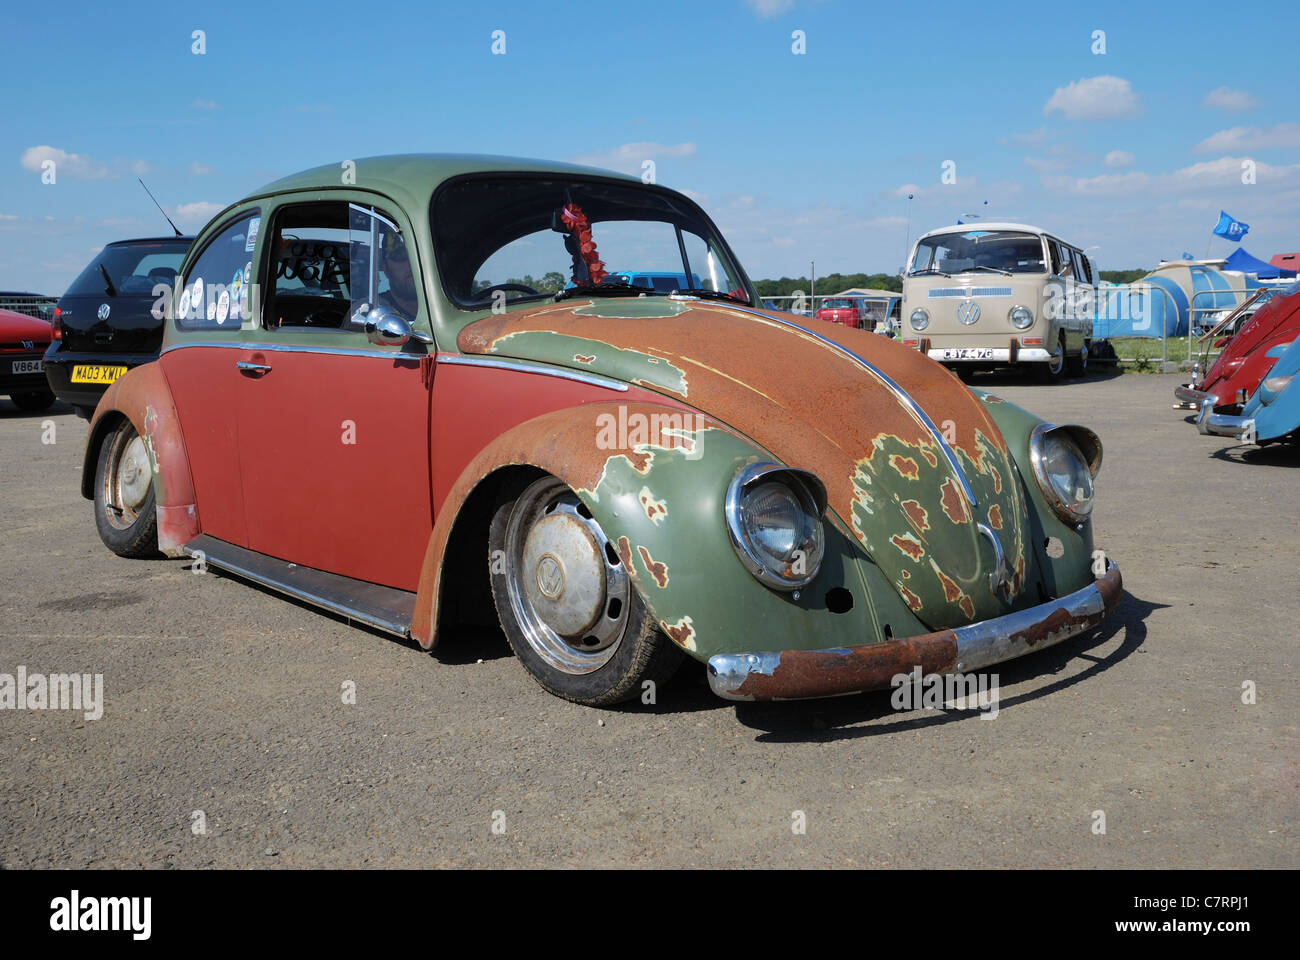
457 297 1032 628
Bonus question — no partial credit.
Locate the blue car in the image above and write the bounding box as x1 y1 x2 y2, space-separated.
1199 336 1300 444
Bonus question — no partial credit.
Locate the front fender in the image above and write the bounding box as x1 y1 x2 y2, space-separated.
410 400 914 659
81 362 199 556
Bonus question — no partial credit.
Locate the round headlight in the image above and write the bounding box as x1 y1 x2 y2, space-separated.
1009 304 1034 329
725 463 826 590
1029 424 1101 524
909 308 930 331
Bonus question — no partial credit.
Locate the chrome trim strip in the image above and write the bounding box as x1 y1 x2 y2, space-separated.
188 546 411 637
161 340 416 361
723 304 978 506
437 353 629 392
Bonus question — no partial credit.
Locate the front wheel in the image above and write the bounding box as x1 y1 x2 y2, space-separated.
1066 339 1090 377
93 420 159 558
488 474 683 706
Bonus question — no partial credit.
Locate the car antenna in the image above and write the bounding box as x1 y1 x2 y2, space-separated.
138 178 183 237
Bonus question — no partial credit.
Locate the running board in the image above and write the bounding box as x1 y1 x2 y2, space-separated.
184 534 416 637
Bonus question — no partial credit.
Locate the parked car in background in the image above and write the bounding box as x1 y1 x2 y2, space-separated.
1 306 55 411
815 296 864 327
902 223 1097 380
1199 334 1300 445
1175 281 1300 414
81 154 1120 708
0 291 59 321
44 236 192 418
603 270 702 294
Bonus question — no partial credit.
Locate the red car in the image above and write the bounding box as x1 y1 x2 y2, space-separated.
0 307 55 411
1176 283 1300 411
815 297 863 328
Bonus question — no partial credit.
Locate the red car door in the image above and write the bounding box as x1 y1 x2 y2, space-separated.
162 210 264 547
234 200 433 591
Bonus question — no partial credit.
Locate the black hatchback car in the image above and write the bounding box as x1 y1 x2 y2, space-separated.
45 236 192 417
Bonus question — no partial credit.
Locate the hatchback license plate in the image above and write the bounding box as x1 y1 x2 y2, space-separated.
11 359 43 374
71 364 127 384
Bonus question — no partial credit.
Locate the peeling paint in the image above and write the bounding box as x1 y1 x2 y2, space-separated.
661 615 696 651
890 533 925 561
637 486 668 525
939 478 969 525
636 545 669 588
889 454 920 480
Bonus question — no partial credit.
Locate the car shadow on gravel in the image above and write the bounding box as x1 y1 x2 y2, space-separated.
0 399 75 418
1209 443 1300 468
731 590 1163 742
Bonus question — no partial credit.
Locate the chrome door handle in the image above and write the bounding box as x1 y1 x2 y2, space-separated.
236 360 272 377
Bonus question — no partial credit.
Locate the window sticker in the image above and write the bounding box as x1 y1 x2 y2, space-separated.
245 217 261 253
216 288 231 325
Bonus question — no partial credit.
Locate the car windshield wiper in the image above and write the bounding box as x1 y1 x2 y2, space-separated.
553 282 641 301
909 267 951 278
678 287 750 305
98 264 117 297
967 264 1012 276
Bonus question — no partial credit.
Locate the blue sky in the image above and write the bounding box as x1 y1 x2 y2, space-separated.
3 0 1297 293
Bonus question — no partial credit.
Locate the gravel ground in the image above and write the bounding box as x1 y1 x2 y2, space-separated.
1 370 1296 868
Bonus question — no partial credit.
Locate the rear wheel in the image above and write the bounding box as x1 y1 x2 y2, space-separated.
487 474 683 706
93 420 159 558
1066 338 1090 377
10 389 55 412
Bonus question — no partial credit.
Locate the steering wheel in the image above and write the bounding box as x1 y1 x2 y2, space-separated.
474 282 538 300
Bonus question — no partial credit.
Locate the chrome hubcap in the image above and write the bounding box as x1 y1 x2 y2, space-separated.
504 477 630 674
104 429 150 529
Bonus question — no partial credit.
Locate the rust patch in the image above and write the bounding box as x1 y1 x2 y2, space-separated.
900 499 929 533
958 596 974 619
921 448 938 468
890 454 920 480
731 631 959 700
636 545 669 588
615 536 633 570
637 487 668 525
939 478 969 525
890 533 924 561
990 466 1003 494
574 353 595 364
988 504 1003 530
982 394 1005 403
899 584 923 611
661 615 696 651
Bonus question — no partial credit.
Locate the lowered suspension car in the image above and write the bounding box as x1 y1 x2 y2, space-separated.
81 154 1121 706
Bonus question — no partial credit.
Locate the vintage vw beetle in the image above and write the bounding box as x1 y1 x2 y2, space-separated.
1199 334 1300 445
81 155 1120 706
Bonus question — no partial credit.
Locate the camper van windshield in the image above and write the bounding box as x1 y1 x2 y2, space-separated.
909 230 1046 277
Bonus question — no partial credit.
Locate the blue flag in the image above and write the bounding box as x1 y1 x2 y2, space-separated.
1181 252 1194 260
1213 211 1249 241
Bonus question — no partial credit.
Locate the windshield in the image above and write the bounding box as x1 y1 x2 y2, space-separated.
821 298 853 309
65 239 190 297
432 176 749 307
908 230 1046 276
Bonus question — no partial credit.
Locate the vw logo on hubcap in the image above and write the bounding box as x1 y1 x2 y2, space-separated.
536 554 565 599
956 299 980 325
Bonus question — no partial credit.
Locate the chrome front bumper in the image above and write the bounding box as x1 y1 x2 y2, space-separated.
926 347 1054 364
1174 383 1211 409
706 560 1122 701
1196 396 1253 439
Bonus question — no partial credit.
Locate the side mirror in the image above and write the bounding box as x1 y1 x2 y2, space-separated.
363 305 432 347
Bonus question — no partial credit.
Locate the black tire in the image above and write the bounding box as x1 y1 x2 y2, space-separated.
487 473 683 707
1035 333 1067 383
93 420 160 558
1066 338 1090 377
10 389 55 412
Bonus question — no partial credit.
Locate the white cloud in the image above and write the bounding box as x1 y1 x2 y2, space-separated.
20 145 112 180
893 183 921 198
1193 122 1300 154
570 141 698 176
1104 150 1135 168
0 213 19 221
743 0 794 16
1203 86 1259 113
170 201 225 228
131 160 152 175
190 161 214 175
1043 76 1140 120
1045 155 1300 197
190 99 220 110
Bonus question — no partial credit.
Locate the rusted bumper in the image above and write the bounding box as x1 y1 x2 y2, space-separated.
706 560 1122 701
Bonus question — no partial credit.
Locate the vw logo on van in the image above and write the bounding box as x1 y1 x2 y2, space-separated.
956 299 981 325
97 303 111 321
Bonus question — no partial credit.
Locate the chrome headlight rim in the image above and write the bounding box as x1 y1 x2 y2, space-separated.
1028 423 1102 525
724 462 827 591
909 307 930 331
1008 304 1034 330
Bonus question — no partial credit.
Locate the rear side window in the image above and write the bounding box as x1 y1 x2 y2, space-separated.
176 212 260 330
64 241 189 298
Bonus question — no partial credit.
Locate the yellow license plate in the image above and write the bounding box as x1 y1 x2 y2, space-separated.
71 364 128 384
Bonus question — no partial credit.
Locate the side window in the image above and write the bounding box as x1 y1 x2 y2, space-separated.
264 201 417 330
176 211 260 330
1047 239 1062 275
1078 253 1094 284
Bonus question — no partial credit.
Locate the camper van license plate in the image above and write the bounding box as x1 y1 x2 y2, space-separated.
940 348 995 361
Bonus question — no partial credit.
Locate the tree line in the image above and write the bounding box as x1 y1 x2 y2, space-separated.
750 269 1148 298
